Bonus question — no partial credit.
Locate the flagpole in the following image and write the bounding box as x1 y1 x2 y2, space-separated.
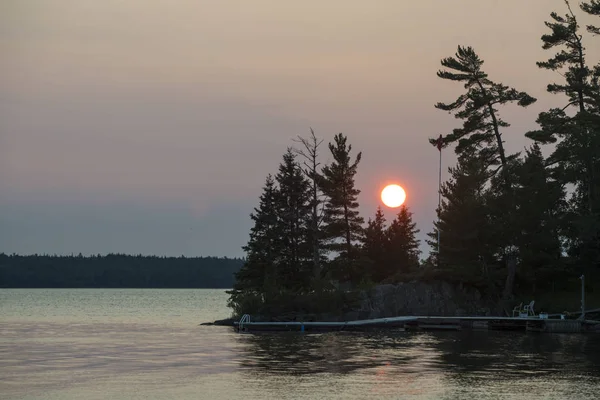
437 145 441 258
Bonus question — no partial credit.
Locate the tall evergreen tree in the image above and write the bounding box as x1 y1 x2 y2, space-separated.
580 1 600 114
512 144 565 292
525 1 600 273
432 46 538 298
385 205 420 276
363 207 388 282
431 46 537 170
320 133 365 283
229 175 280 308
485 157 528 299
274 149 312 291
427 151 494 285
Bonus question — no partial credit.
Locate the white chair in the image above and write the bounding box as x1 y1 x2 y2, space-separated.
523 300 535 317
512 302 523 317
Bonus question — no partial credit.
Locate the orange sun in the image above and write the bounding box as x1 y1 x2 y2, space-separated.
381 184 406 208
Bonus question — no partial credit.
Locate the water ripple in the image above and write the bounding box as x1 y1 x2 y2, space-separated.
1 289 599 400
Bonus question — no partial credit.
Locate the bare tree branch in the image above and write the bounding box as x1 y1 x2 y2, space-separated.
292 128 325 278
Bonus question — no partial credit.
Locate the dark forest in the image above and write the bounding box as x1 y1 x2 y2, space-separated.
0 254 243 288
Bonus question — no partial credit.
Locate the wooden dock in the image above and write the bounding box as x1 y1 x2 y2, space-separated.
235 314 600 334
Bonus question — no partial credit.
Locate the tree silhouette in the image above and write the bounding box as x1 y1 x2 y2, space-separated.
320 133 365 284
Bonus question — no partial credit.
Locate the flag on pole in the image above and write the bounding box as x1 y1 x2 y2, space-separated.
435 134 443 151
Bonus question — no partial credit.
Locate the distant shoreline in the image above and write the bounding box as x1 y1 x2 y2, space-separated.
1 287 233 289
0 253 243 289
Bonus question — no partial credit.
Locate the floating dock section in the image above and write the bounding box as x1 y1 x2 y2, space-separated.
236 314 600 334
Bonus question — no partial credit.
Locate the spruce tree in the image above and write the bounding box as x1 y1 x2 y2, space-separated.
485 157 527 299
427 151 493 285
320 133 365 283
385 205 420 277
363 207 388 282
228 175 280 312
513 144 565 292
274 149 312 291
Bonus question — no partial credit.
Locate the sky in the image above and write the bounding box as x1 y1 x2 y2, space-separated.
1 0 599 258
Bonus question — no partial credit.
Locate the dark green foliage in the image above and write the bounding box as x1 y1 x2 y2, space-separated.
426 142 581 296
385 205 420 275
525 1 600 273
320 133 365 283
432 46 536 168
432 46 537 297
229 134 373 318
228 288 362 321
363 207 387 282
512 144 565 290
565 189 600 270
0 253 243 288
581 0 600 35
363 205 420 283
427 152 494 285
485 145 569 296
485 159 522 263
428 145 570 294
231 175 280 296
231 3 600 318
229 149 326 317
526 2 595 122
525 1 598 158
227 291 263 318
229 152 314 313
274 149 313 290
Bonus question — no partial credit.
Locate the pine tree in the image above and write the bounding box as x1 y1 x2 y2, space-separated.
274 149 312 291
385 205 420 277
581 0 600 35
432 46 539 298
432 46 536 170
525 1 600 272
427 151 494 285
572 1 600 273
320 133 365 283
363 207 388 282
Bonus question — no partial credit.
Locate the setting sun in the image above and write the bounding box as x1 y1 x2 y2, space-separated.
381 184 406 208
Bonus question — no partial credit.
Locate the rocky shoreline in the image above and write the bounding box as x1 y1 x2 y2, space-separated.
200 318 235 326
203 282 599 331
203 281 499 325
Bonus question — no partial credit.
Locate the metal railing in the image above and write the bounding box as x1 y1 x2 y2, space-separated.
239 314 251 331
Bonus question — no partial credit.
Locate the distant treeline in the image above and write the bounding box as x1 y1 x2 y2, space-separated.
0 253 244 288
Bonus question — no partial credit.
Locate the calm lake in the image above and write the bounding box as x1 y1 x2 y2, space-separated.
1 289 599 399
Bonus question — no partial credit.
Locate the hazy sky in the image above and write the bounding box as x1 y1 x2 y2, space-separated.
1 0 599 257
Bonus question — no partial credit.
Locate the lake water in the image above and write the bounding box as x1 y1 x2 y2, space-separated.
1 289 599 399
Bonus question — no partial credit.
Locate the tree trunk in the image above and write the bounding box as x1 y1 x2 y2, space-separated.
475 79 507 167
343 204 352 257
292 130 324 280
311 164 320 279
